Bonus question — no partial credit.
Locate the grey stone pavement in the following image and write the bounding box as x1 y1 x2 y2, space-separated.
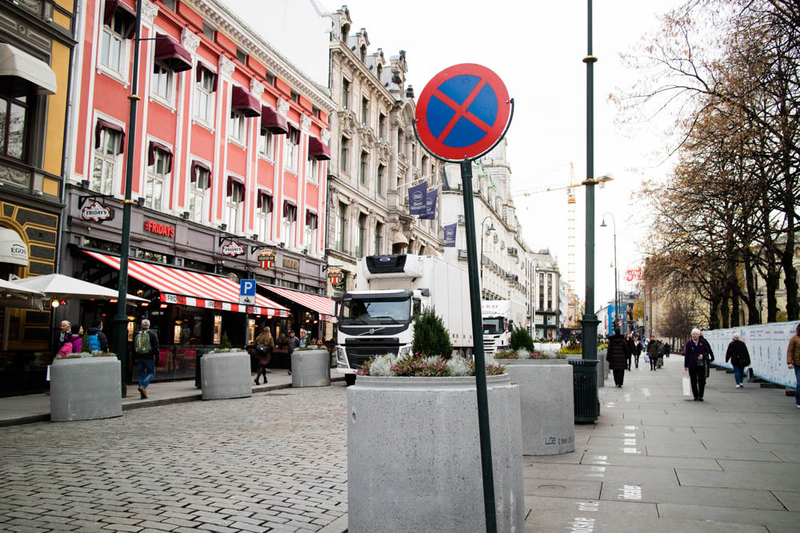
0 358 798 532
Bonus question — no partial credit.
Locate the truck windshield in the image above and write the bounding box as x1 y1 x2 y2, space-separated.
482 317 505 335
340 297 411 325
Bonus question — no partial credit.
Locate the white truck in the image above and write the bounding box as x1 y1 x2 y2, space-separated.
334 254 473 385
481 299 512 356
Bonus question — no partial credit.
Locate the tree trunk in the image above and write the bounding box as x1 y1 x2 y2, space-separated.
767 266 780 323
709 298 721 330
721 287 730 329
744 254 759 324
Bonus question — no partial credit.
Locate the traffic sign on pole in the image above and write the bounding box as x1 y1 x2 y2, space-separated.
415 63 512 162
239 279 256 306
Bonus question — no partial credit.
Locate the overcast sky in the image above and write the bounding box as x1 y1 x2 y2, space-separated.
320 0 688 311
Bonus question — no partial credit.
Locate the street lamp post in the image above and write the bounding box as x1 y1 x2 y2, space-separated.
480 215 495 294
600 213 618 331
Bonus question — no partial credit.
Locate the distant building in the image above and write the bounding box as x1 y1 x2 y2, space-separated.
531 249 561 340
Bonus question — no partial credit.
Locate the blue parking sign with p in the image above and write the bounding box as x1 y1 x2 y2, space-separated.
240 279 256 297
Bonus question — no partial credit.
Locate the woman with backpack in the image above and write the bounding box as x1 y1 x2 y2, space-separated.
725 332 751 389
253 326 275 385
57 324 83 356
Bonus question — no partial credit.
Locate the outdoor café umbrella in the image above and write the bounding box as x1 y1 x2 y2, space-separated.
10 274 149 304
0 278 46 309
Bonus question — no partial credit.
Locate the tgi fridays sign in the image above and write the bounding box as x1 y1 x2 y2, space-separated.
81 201 115 223
221 240 245 257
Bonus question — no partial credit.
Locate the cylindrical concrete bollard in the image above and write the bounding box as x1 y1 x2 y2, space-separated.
347 374 525 533
201 351 252 400
50 357 122 422
503 359 575 455
291 349 331 387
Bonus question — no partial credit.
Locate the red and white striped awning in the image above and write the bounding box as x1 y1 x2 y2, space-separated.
260 284 335 321
84 251 289 317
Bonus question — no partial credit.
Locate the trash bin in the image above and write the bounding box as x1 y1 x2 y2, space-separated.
194 349 206 389
568 359 599 423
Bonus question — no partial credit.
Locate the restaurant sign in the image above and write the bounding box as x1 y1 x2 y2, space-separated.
81 200 115 223
221 240 245 257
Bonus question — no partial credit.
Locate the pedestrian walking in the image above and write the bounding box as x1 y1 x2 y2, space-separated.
685 328 712 401
56 320 71 349
725 332 751 388
606 327 630 387
254 326 275 385
786 323 800 408
647 336 660 371
663 341 671 358
287 330 300 354
86 320 109 352
299 328 308 348
133 319 159 399
701 330 715 378
625 332 635 370
56 325 82 356
69 324 83 353
634 337 642 369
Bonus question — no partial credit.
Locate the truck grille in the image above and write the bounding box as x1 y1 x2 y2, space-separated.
483 337 498 357
345 339 401 370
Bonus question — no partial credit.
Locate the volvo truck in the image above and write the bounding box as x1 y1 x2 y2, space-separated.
334 254 473 385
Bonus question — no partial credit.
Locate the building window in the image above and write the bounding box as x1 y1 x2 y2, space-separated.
360 44 367 62
286 127 299 172
256 193 272 242
92 128 122 195
374 221 383 255
236 47 248 64
312 105 320 118
421 155 429 176
201 21 215 40
359 151 368 185
378 113 386 139
265 71 276 85
145 148 171 210
538 273 545 311
194 68 216 124
283 201 297 248
189 164 210 223
341 78 350 109
225 178 244 232
291 91 300 104
152 62 174 103
336 202 346 253
547 273 553 310
305 212 318 254
307 158 319 183
0 89 30 161
356 213 366 258
377 164 385 196
161 0 176 10
258 128 273 159
361 96 369 126
100 11 130 76
229 110 245 143
340 136 350 173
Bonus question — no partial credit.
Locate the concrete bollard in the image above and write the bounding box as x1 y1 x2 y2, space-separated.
348 374 525 533
50 357 122 422
503 359 575 455
201 351 251 400
291 349 331 387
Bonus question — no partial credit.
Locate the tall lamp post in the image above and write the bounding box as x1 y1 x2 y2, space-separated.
600 213 618 331
480 215 495 294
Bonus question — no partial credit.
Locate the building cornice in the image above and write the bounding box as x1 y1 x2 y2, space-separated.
331 40 396 107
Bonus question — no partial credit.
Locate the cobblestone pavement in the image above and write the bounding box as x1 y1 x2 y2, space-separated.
0 383 348 532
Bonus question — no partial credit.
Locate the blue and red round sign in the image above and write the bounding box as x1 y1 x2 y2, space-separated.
415 63 511 161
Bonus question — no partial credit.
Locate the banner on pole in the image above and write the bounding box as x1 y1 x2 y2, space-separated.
443 223 457 247
408 181 428 215
420 189 438 220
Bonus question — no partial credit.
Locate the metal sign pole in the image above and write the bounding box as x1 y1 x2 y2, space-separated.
460 159 497 533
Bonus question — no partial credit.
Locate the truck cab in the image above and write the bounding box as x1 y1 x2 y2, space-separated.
481 300 512 356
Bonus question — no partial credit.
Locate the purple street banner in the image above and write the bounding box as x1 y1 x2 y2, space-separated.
443 222 457 247
420 189 438 220
408 181 428 215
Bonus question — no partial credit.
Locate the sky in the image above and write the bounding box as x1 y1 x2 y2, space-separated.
318 0 688 311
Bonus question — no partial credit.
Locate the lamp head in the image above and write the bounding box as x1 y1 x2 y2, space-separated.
600 219 607 228
488 223 496 232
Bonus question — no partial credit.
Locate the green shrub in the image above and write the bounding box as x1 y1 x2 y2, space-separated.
412 308 453 359
220 332 232 350
510 326 534 351
494 349 517 359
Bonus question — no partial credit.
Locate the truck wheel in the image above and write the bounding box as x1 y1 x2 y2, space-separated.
345 374 357 386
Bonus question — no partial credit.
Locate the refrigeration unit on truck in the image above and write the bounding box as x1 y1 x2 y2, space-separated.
333 254 473 385
481 299 512 356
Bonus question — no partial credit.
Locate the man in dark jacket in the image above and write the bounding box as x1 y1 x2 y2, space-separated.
86 320 109 352
607 328 631 387
685 328 712 401
725 332 751 388
625 332 635 370
133 319 159 399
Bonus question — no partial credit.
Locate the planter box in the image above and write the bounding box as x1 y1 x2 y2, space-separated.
503 359 575 455
348 374 525 533
50 357 122 422
291 349 331 387
201 351 251 400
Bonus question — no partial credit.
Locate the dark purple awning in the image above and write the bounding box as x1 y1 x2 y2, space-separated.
95 119 125 154
227 175 245 197
308 136 331 161
154 34 192 73
231 86 261 118
104 0 137 39
148 141 173 173
260 105 288 135
257 191 273 211
305 211 318 229
195 60 218 92
190 160 211 187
